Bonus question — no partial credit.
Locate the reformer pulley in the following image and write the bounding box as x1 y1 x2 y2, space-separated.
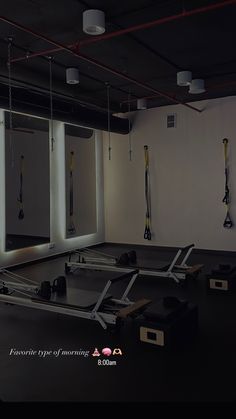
222 138 233 229
144 145 151 240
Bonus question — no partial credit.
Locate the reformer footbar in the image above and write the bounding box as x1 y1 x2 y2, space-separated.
144 145 151 240
17 155 24 220
68 151 76 235
222 138 233 228
0 267 146 330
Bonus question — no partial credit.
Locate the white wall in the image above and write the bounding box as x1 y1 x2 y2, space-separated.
0 111 104 268
103 96 236 251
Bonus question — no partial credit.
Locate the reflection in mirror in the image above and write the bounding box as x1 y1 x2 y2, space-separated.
65 124 97 238
5 112 50 251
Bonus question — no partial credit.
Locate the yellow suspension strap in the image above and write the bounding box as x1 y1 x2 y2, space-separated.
222 138 233 228
144 145 151 240
17 155 24 220
68 151 76 235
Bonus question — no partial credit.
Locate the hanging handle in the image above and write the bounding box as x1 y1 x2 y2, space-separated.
224 211 233 229
144 226 151 240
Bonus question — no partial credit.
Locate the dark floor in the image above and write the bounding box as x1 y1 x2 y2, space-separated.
0 243 236 403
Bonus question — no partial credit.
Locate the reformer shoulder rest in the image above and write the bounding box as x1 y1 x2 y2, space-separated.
143 297 188 322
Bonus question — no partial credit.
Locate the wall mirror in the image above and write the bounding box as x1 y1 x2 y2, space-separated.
65 124 97 238
5 111 50 251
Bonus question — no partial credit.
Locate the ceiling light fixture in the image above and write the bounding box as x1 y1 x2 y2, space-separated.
83 9 105 36
189 79 205 94
137 98 147 110
177 70 192 86
66 67 79 84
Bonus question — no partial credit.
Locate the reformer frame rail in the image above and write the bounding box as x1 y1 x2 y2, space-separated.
0 268 144 329
66 244 203 284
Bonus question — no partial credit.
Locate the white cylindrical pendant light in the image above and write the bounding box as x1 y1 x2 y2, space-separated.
189 79 205 94
137 98 147 110
83 9 105 35
177 70 192 86
66 68 79 84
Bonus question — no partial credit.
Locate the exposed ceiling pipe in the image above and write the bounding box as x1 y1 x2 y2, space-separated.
121 93 167 106
76 53 202 112
0 15 201 113
121 79 236 108
0 89 130 134
78 0 236 45
10 0 236 64
207 79 236 90
0 72 118 114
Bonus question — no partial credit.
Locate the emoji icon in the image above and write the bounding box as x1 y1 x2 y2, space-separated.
102 347 112 356
113 348 122 355
92 348 100 357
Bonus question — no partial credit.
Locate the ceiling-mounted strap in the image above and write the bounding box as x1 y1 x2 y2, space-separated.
48 57 54 152
7 38 14 167
128 88 132 161
144 145 151 240
17 155 25 220
68 151 76 235
106 83 111 160
222 138 233 228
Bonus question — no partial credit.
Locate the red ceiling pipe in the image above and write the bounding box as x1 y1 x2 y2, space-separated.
77 52 202 112
121 93 163 104
121 79 236 106
80 0 236 46
9 0 236 64
0 14 201 112
207 79 236 90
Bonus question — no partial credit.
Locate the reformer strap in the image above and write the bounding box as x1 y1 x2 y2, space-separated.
68 151 76 234
222 138 233 228
17 155 24 220
144 145 151 240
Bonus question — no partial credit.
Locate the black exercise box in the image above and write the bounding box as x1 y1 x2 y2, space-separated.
136 297 198 348
206 264 236 292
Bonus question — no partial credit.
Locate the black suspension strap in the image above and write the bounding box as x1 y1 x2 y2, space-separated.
48 57 54 152
128 89 132 161
7 38 14 167
144 145 151 240
17 155 24 220
106 83 111 160
68 151 76 235
222 138 233 228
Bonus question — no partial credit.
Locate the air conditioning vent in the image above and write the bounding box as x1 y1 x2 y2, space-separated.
167 113 177 128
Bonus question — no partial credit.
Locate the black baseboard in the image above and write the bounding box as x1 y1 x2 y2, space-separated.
4 241 236 272
99 242 236 257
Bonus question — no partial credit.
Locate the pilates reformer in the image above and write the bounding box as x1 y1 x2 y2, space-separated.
0 267 150 330
65 244 203 284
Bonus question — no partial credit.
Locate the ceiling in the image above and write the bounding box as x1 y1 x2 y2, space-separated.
0 0 236 130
